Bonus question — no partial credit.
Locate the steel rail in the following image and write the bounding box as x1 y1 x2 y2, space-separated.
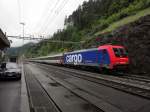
26 63 105 112
24 65 61 112
31 63 122 112
33 62 150 100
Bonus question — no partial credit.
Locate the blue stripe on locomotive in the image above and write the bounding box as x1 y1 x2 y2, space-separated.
64 49 110 66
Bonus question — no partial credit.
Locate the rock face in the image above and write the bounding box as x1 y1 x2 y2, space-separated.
86 15 150 74
115 15 150 74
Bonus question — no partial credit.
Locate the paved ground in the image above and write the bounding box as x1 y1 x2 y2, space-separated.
24 63 102 112
24 63 150 112
0 80 21 112
0 62 150 112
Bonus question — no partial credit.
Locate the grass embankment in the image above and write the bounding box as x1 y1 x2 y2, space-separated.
95 7 150 36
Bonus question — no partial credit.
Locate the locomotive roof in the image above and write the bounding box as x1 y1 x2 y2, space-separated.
98 45 124 50
32 53 63 59
64 48 98 54
64 45 124 54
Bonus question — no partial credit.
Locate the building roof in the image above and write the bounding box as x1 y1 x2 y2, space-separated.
0 29 10 50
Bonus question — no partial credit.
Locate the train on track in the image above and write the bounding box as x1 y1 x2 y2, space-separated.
30 44 129 72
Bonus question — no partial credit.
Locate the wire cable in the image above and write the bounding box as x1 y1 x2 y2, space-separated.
38 0 62 33
42 0 70 34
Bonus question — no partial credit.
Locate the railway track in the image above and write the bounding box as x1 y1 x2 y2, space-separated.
121 75 150 84
24 62 150 112
34 62 150 100
24 63 104 112
24 65 61 112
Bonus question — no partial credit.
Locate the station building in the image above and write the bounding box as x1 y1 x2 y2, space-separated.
0 29 10 63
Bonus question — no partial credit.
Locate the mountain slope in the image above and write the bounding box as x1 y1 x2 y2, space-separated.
7 42 35 56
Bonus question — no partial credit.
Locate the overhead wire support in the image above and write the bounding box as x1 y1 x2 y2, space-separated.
7 36 48 40
7 35 84 44
45 40 84 44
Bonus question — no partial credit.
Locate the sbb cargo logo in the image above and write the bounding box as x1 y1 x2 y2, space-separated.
66 54 82 64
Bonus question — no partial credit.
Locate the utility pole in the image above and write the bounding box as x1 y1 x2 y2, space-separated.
62 39 64 52
20 22 25 46
20 22 25 60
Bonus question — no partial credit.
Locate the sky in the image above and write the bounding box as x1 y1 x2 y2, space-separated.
0 0 88 47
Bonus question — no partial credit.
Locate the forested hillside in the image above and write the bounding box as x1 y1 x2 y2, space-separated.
23 0 150 57
6 43 35 57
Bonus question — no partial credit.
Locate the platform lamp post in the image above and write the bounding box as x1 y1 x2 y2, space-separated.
20 22 25 60
20 22 25 46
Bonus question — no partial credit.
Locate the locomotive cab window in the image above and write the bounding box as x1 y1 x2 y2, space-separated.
102 49 107 54
113 48 127 57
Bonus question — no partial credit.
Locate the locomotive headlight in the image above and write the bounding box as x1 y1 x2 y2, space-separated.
120 62 128 64
115 62 128 65
115 62 120 64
